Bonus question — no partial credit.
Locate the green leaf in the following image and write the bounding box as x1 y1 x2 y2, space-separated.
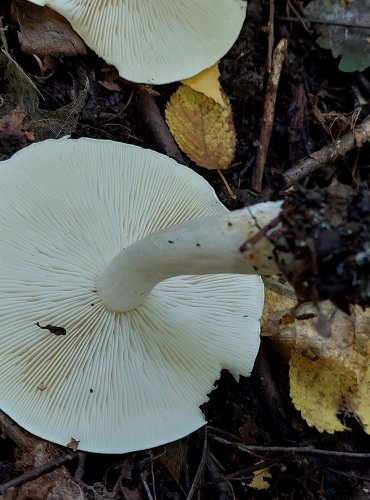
304 0 370 73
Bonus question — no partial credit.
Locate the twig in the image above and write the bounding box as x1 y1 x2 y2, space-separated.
136 88 187 165
239 213 281 253
0 453 75 495
186 428 207 500
217 169 236 199
225 456 285 480
209 435 370 459
276 15 370 30
251 38 288 191
325 467 370 483
141 472 154 500
74 452 86 481
150 451 157 500
253 340 290 431
0 410 34 452
267 0 275 73
286 0 311 32
277 115 370 188
206 453 236 499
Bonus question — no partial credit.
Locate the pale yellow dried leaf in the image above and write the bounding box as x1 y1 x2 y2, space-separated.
261 282 296 332
248 465 272 490
265 295 370 382
262 284 370 433
166 84 235 170
181 64 225 106
289 351 356 433
351 364 370 433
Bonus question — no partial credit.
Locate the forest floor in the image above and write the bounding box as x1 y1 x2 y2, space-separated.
0 0 370 499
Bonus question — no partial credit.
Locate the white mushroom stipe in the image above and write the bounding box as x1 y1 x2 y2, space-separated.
0 138 276 453
26 0 247 84
98 202 281 312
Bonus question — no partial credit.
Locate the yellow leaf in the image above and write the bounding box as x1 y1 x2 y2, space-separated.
289 351 355 433
165 85 235 170
262 285 370 434
182 64 225 106
264 292 370 382
351 364 370 433
248 465 272 490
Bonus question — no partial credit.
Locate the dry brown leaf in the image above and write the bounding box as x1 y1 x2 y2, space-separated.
66 437 79 452
0 106 31 155
160 439 188 482
182 64 225 106
165 84 236 170
13 0 87 58
98 80 121 92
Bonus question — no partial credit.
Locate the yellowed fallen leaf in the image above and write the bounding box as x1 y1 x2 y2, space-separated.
182 64 225 107
248 464 272 490
263 288 369 380
262 282 370 434
165 84 235 170
353 365 370 432
289 351 356 433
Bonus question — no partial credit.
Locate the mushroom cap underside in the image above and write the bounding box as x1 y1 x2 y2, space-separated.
0 138 263 453
26 0 247 84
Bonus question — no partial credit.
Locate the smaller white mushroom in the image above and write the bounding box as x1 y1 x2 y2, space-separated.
26 0 247 84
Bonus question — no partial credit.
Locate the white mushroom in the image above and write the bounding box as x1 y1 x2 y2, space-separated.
26 0 247 84
0 137 280 454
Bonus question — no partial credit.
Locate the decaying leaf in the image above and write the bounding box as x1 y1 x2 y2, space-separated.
288 304 370 433
304 0 370 72
353 365 370 433
262 282 370 433
264 287 370 377
248 464 272 490
0 107 30 155
166 85 236 169
0 34 88 145
182 64 225 107
13 0 87 58
66 437 80 452
289 351 355 433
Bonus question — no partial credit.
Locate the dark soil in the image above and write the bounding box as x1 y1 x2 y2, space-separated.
1 0 370 499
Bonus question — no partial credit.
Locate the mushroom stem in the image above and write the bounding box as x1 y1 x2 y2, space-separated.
97 201 282 312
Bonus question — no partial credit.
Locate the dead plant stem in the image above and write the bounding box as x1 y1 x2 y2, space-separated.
251 38 288 191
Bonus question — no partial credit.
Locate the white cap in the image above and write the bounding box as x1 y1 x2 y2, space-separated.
27 0 247 84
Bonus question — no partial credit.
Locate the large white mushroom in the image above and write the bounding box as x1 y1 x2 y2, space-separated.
0 138 281 454
26 0 247 84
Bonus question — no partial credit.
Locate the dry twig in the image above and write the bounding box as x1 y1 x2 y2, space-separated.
276 15 370 30
209 434 370 459
251 38 288 191
0 410 34 452
0 410 82 498
267 0 275 73
186 428 208 500
253 341 290 431
136 88 187 165
0 453 75 495
277 115 370 188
